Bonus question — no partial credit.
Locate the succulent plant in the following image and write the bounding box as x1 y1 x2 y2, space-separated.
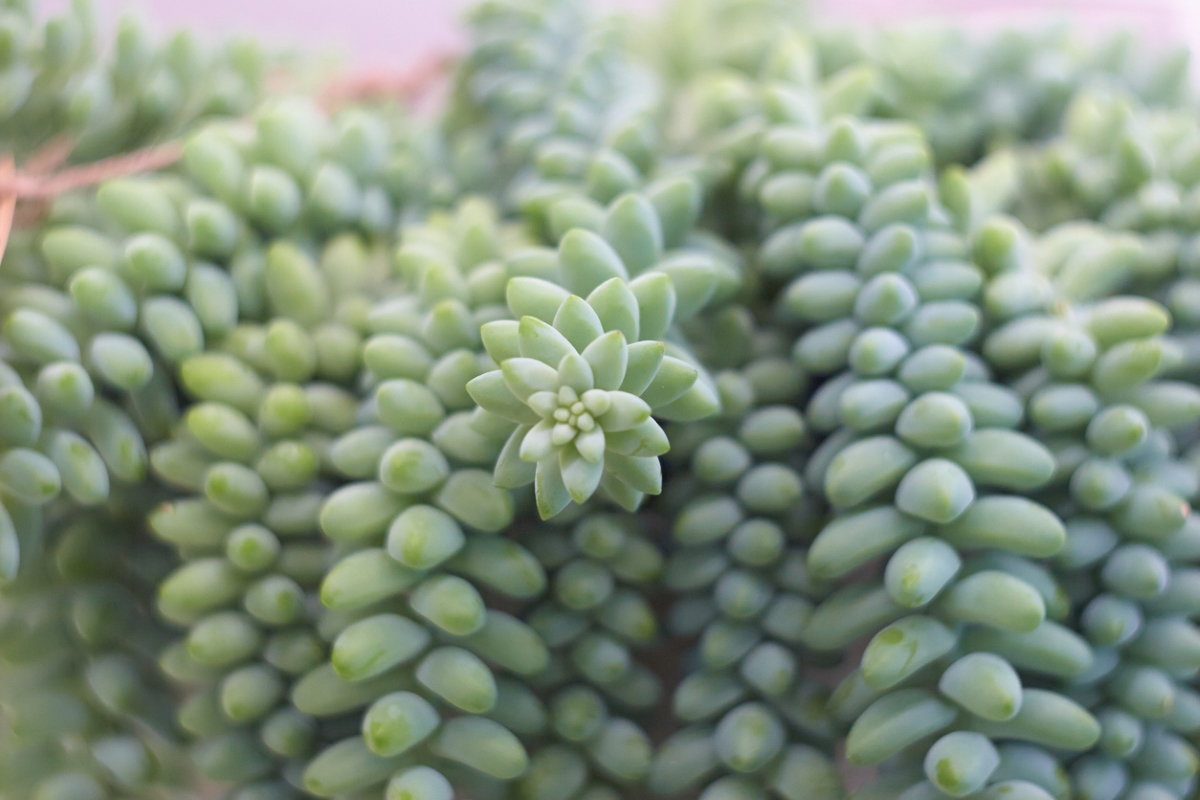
7 1 1200 799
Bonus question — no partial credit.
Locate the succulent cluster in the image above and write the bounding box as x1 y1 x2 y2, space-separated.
4 0 1200 799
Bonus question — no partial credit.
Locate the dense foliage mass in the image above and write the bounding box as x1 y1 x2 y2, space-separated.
2 0 1200 798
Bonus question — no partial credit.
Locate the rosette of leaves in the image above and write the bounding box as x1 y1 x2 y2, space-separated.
468 210 724 518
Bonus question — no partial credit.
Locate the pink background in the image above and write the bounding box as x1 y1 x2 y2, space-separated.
40 0 1200 75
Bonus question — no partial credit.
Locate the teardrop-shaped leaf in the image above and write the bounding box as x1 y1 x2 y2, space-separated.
553 295 604 352
605 418 670 457
641 356 699 408
599 392 652 432
656 379 722 422
526 391 558 418
601 193 664 276
520 420 556 463
606 453 662 495
587 278 640 342
494 425 537 489
536 458 572 519
654 256 718 319
648 174 701 249
468 407 518 440
561 447 605 504
362 691 440 757
501 358 559 401
466 372 540 424
422 299 479 354
599 471 645 512
518 316 576 366
507 277 570 323
575 427 607 463
631 272 677 341
582 330 629 391
480 320 520 364
621 341 665 395
433 717 528 780
558 353 595 394
559 229 630 297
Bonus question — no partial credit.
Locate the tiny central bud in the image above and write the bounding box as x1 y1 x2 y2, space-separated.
547 384 604 439
582 389 611 417
551 423 577 445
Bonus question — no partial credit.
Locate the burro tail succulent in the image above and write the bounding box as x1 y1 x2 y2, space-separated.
469 244 723 518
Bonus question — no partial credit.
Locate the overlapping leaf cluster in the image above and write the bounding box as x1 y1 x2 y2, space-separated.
4 0 1200 799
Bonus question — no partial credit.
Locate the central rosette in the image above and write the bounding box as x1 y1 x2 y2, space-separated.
466 272 721 517
515 349 650 467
